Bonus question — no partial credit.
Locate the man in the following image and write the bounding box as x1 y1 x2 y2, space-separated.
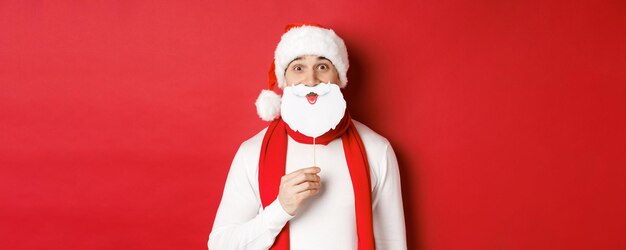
208 23 406 250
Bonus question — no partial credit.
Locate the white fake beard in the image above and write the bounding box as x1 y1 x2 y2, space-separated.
281 83 347 138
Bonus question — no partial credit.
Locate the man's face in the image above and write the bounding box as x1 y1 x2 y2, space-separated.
284 55 341 87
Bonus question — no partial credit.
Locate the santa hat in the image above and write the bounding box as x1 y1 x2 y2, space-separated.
255 23 350 121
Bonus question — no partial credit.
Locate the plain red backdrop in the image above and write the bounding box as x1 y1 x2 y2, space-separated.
1 1 625 249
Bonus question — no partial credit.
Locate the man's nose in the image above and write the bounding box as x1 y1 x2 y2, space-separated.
303 71 321 87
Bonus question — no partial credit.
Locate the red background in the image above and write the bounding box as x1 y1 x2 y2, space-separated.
2 1 625 249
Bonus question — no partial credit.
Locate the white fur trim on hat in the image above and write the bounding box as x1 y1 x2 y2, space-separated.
255 89 282 121
274 25 349 89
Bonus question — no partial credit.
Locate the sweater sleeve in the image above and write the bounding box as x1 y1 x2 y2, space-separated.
208 143 295 250
372 142 408 250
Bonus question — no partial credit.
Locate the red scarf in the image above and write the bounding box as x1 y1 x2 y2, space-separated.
258 112 376 249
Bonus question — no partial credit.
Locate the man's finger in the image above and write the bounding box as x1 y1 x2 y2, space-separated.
293 180 321 193
297 189 320 200
282 167 321 182
287 173 320 186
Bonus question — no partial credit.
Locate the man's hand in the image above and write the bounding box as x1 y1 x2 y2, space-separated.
278 167 322 216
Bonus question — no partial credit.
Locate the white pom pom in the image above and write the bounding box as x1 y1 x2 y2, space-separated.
255 89 282 121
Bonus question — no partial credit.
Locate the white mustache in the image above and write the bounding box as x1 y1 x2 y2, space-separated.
289 82 333 97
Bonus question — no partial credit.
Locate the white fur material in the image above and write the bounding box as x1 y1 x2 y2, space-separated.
255 89 282 121
274 25 349 89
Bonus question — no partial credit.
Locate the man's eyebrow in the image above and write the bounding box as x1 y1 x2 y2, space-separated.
288 57 303 65
290 56 330 63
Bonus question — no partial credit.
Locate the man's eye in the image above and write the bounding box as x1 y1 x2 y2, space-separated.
318 64 328 70
294 66 302 71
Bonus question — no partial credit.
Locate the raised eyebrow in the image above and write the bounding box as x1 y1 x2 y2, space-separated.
290 56 330 63
317 56 331 62
289 56 304 65
287 57 331 70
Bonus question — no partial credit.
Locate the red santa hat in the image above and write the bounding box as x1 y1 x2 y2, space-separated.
255 23 350 121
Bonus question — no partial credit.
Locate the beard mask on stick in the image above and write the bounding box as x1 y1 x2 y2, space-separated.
280 83 347 138
281 82 347 166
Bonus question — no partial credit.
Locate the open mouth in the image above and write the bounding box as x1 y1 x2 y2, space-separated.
306 92 318 105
